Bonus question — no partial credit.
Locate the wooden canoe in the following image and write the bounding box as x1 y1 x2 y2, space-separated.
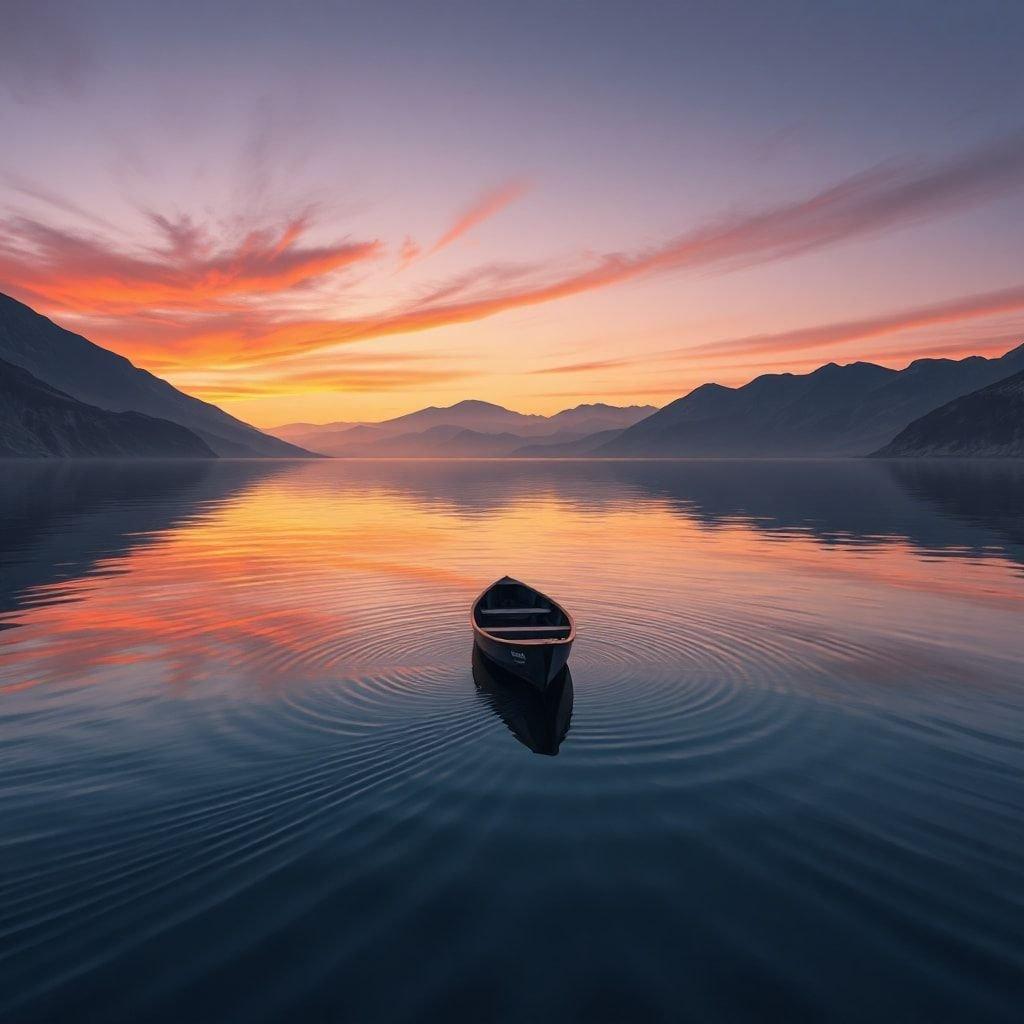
471 576 575 690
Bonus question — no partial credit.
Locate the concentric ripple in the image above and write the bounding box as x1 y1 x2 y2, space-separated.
1 458 1023 1024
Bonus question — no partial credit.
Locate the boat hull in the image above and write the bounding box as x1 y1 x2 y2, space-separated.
471 576 575 691
473 628 572 691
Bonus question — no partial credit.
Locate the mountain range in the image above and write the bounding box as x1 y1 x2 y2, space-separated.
592 346 1024 457
0 293 309 457
1 290 1021 460
269 401 657 457
270 346 1024 460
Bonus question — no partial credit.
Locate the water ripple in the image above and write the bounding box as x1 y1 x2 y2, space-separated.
1 460 1022 1023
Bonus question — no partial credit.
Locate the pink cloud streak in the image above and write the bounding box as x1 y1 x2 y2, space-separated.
429 179 530 254
3 134 1024 387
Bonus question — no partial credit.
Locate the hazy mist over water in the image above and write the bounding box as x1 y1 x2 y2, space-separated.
1 459 1022 1023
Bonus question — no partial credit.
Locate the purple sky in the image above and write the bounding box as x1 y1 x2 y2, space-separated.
2 0 1024 424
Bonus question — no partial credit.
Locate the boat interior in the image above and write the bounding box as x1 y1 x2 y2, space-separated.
474 579 572 640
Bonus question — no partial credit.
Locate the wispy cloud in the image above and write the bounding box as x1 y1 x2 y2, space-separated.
530 356 636 376
533 282 1024 377
306 133 1024 353
4 135 1024 393
429 179 530 254
0 211 381 315
686 282 1024 358
538 385 687 399
721 333 1024 374
396 236 421 270
0 173 120 231
180 365 474 402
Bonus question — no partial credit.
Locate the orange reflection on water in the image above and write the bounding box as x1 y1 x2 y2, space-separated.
2 462 1023 698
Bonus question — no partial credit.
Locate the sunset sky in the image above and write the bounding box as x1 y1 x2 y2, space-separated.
3 1 1024 425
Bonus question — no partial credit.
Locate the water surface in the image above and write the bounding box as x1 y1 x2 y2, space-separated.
1 459 1022 1023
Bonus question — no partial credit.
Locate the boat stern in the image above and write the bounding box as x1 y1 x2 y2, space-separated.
474 629 572 691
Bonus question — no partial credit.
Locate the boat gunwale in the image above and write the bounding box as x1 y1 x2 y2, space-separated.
470 578 576 647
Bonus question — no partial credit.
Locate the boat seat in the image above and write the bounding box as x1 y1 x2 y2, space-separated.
486 625 570 637
479 607 551 616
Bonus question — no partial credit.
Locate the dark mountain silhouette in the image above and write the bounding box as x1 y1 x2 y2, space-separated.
0 293 311 457
0 357 215 458
269 400 655 456
873 369 1024 457
598 344 1024 457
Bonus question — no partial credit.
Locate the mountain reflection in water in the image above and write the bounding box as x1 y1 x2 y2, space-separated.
0 458 1022 1024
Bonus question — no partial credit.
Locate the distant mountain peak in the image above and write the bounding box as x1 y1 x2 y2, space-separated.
560 401 653 413
684 381 733 398
446 399 515 412
809 359 888 377
265 397 657 456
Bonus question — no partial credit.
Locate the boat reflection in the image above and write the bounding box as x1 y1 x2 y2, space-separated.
472 646 574 756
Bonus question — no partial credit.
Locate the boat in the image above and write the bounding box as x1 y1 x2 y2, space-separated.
472 647 573 755
471 576 575 689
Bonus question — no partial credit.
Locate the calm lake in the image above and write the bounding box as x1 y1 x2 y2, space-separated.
1 459 1022 1023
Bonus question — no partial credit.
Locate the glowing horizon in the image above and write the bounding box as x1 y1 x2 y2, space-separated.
3 3 1024 426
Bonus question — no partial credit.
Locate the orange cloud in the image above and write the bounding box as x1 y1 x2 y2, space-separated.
0 211 380 315
429 178 530 253
4 135 1024 397
714 336 1015 373
687 282 1024 358
532 283 1024 378
393 181 529 272
184 367 472 401
271 133 1024 359
396 235 421 270
530 356 635 375
168 346 475 401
